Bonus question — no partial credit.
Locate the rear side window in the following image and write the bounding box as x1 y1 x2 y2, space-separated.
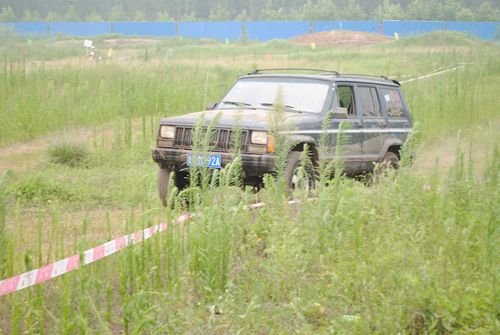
357 86 381 117
381 88 404 118
337 85 356 118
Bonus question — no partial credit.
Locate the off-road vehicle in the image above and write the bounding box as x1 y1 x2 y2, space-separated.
152 69 412 206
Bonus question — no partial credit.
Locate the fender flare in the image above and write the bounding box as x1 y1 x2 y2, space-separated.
287 135 319 162
378 139 403 162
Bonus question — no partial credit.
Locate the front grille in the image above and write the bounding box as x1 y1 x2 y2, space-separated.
174 127 248 151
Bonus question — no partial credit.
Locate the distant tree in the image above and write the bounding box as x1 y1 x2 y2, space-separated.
456 7 475 21
319 0 340 20
157 11 172 21
407 0 434 20
0 6 16 22
64 5 80 21
134 10 146 21
180 12 197 21
261 0 277 20
22 9 34 21
297 0 339 20
234 9 250 21
110 4 126 22
1 0 499 22
343 0 366 20
439 0 462 21
375 0 406 20
209 4 232 21
476 1 500 21
32 10 41 21
86 10 103 22
261 0 288 20
295 0 314 20
244 0 265 20
45 10 61 22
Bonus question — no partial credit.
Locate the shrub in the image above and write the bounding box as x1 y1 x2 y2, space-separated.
48 141 89 167
9 175 76 203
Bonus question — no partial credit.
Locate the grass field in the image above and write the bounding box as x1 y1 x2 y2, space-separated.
0 31 498 334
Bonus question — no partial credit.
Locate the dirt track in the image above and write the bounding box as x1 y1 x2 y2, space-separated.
292 30 392 47
1 121 495 177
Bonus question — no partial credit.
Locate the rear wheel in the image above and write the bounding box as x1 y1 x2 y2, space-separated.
382 151 399 170
372 151 400 184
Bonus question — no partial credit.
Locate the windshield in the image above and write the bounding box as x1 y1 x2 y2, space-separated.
219 77 330 114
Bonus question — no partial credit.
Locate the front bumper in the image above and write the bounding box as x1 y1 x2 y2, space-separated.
152 147 277 177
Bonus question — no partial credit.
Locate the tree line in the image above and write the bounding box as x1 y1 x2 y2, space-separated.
0 0 498 22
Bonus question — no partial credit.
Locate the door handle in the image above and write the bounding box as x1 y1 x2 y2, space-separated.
352 122 362 128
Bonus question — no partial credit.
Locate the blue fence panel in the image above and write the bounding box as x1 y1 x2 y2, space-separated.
446 21 498 40
50 22 110 36
314 20 380 34
11 22 49 35
5 20 499 41
342 20 380 33
113 22 176 36
383 20 446 37
246 21 310 41
313 20 380 34
179 21 241 40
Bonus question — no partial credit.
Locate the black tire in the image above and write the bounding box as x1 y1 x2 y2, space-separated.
158 168 171 207
284 151 316 195
372 151 399 184
382 151 400 170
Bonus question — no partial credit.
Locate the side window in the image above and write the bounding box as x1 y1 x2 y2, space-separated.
337 85 356 118
357 86 381 117
381 88 404 118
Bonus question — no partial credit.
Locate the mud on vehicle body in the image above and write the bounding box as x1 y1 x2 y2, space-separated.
152 69 413 206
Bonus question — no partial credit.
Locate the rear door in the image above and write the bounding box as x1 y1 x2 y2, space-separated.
379 86 412 154
355 85 386 170
380 86 411 131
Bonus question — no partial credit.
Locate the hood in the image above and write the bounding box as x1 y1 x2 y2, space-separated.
159 108 321 130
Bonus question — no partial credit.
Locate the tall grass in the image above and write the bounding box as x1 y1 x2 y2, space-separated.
404 58 500 137
0 63 238 146
0 148 497 333
0 33 498 333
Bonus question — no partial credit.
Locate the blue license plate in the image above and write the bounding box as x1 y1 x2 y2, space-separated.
186 153 222 169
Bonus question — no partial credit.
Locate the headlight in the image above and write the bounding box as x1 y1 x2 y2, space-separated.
251 131 268 145
160 125 176 139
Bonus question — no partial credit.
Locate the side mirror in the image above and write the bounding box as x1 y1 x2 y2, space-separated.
206 102 217 110
331 106 348 119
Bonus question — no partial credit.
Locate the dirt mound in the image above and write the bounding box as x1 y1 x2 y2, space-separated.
292 30 392 47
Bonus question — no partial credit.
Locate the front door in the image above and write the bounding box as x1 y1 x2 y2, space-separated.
327 85 363 173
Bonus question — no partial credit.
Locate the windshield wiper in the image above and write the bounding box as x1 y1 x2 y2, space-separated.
221 101 255 108
260 102 313 114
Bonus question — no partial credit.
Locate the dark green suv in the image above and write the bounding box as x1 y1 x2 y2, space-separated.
152 69 412 206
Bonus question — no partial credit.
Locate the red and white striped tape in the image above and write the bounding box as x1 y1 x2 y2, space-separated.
0 212 194 297
0 198 307 297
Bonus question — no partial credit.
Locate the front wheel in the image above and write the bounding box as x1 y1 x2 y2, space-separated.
284 151 316 196
158 168 171 207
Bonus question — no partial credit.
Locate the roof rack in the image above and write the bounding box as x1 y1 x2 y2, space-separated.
339 73 389 80
245 69 401 86
337 73 401 86
248 68 340 76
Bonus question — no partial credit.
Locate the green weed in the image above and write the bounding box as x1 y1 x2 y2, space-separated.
0 33 498 334
9 175 78 204
48 141 89 167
